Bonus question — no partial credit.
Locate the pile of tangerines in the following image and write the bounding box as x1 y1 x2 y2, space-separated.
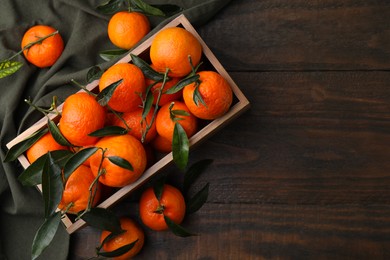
11 8 233 259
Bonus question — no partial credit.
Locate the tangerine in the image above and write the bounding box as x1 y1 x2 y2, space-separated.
26 132 68 164
59 92 106 147
139 184 186 231
89 135 147 187
100 217 145 259
151 134 172 154
183 71 233 120
150 27 202 77
155 101 198 142
145 74 182 106
99 63 145 113
108 11 150 50
58 165 102 214
21 25 64 68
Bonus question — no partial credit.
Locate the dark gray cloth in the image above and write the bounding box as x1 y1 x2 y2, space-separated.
0 0 230 259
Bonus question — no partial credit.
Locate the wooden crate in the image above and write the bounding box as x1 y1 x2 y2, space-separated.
6 14 250 234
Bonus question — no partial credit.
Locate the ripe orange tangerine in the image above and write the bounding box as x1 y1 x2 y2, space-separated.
26 132 68 164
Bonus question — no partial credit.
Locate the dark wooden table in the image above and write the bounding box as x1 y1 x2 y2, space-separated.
69 1 390 259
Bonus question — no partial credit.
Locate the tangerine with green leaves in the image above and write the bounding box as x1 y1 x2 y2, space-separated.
111 107 157 143
26 132 68 164
139 184 186 231
21 25 64 68
108 11 150 50
58 165 102 214
145 74 182 106
100 217 145 259
99 63 145 113
89 135 147 187
155 101 198 142
59 92 106 147
183 71 233 120
150 27 202 77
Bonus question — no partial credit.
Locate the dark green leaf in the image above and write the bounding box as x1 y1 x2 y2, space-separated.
0 60 23 79
18 150 72 186
193 83 207 107
172 123 189 170
132 0 165 16
98 239 138 258
81 207 123 233
183 159 213 192
4 128 48 162
108 156 133 171
153 177 165 201
151 4 183 17
47 119 72 147
165 74 199 94
99 49 128 61
63 147 98 180
31 212 61 260
164 215 195 237
171 109 190 117
42 152 64 218
96 79 123 106
142 90 154 120
186 183 209 214
88 125 128 137
87 66 103 83
96 0 124 14
130 54 164 81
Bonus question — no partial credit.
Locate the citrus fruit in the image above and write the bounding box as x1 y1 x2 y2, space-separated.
59 92 106 147
89 135 147 187
99 63 145 113
26 132 68 164
145 74 182 106
100 217 145 259
111 107 157 143
151 134 172 153
58 165 102 214
139 184 186 231
21 25 64 68
150 27 202 77
183 70 233 120
155 101 198 142
108 11 150 50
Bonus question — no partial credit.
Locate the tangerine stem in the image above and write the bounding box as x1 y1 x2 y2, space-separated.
70 79 95 96
153 204 165 214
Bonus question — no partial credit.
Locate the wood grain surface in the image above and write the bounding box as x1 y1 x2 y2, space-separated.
69 1 390 259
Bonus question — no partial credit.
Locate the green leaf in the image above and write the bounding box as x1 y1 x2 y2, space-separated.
171 109 190 118
31 212 61 260
96 0 124 14
96 79 123 106
172 123 189 170
142 90 154 120
81 207 123 233
99 49 128 61
87 66 103 83
164 215 195 237
88 125 128 137
42 152 64 218
165 74 199 94
183 159 213 192
130 54 164 81
98 239 138 258
153 177 165 201
193 82 207 107
132 0 165 16
47 119 72 147
63 147 98 180
0 60 23 79
4 128 48 162
18 150 72 186
186 183 209 214
151 4 183 17
108 156 133 171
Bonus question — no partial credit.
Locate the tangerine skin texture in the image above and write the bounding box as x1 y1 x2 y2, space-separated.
150 27 202 78
89 135 147 187
99 63 146 113
21 25 64 68
183 70 233 120
26 132 68 164
59 92 106 147
139 184 186 231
